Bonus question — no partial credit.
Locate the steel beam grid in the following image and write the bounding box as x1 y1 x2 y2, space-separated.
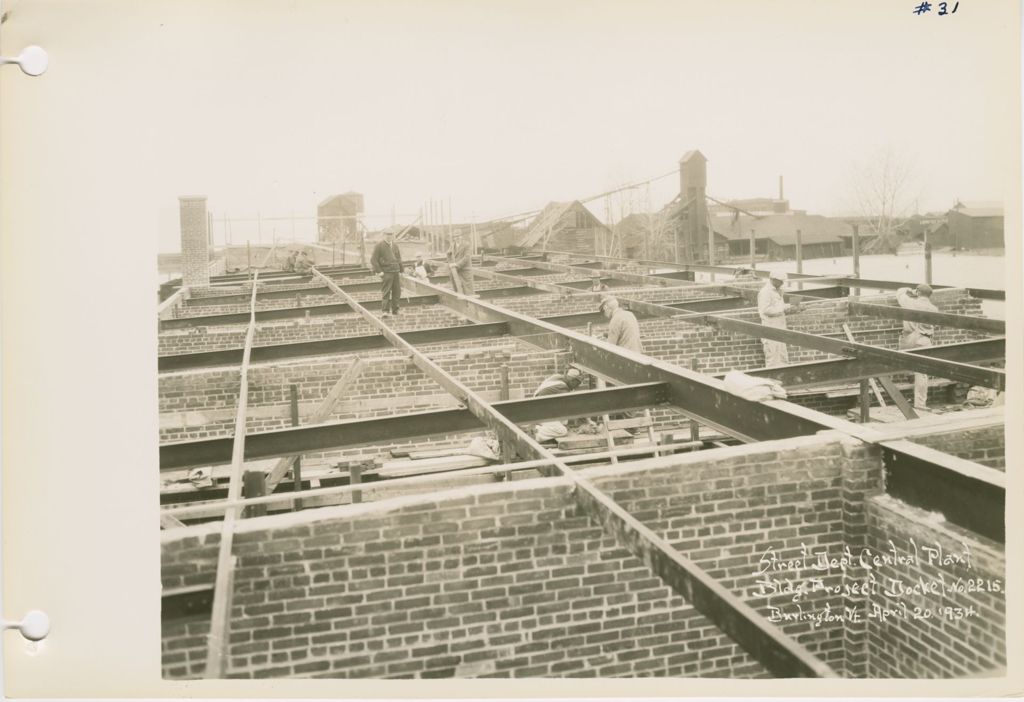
707 317 1004 390
847 300 1004 335
159 252 1006 676
400 273 1006 540
734 338 1006 388
400 275 856 442
475 263 1004 389
159 382 674 470
309 268 836 678
485 265 1004 389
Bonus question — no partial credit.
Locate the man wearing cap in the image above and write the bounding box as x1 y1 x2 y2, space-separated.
447 231 476 297
532 366 585 442
590 270 609 293
370 229 403 317
896 284 938 409
757 271 800 367
600 296 643 354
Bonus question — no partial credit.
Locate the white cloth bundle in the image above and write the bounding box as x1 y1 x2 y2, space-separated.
723 370 788 402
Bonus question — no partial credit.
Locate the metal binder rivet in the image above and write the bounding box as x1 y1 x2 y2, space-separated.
0 45 48 76
2 610 50 642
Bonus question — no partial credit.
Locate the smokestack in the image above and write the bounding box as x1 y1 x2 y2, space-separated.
179 196 210 288
779 175 784 201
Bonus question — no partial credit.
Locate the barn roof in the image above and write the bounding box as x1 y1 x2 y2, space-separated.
952 201 1003 218
711 213 848 245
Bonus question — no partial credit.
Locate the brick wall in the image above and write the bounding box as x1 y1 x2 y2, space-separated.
160 305 475 355
162 433 1004 680
863 495 1005 677
581 433 878 676
160 345 571 469
162 477 770 679
909 426 1005 470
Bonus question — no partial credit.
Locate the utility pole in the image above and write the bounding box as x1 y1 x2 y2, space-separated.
852 224 861 297
795 229 803 291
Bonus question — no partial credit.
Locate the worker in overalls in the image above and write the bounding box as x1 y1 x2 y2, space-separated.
757 271 800 367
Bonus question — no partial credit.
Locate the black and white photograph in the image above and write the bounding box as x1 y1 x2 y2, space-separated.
2 0 1021 695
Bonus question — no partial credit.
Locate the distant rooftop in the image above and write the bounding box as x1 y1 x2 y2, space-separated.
952 201 1003 218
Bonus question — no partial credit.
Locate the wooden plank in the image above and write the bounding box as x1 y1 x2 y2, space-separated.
556 430 632 450
156 286 189 319
160 513 185 529
859 380 871 422
875 374 918 419
605 417 655 431
379 454 492 478
264 358 366 492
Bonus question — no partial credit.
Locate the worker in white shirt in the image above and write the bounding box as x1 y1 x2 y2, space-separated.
896 284 938 409
757 271 801 367
599 296 644 354
412 254 433 281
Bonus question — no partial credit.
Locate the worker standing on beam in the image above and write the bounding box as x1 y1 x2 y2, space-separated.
599 296 643 354
757 271 800 367
448 230 476 297
532 366 585 443
896 284 938 410
590 270 609 292
370 229 403 317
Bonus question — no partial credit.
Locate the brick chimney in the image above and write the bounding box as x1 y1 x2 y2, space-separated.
179 196 210 288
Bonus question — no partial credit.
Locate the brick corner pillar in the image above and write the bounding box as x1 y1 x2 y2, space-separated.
838 437 884 678
179 196 210 288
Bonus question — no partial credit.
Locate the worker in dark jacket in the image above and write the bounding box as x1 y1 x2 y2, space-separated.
294 250 314 274
532 366 585 442
370 230 403 317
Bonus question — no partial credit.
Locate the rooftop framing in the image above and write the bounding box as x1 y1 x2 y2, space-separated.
158 248 1006 679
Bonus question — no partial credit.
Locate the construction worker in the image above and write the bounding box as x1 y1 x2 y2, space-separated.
412 254 432 281
284 250 298 272
370 230 403 317
448 230 476 297
599 296 643 354
757 271 800 368
896 284 938 409
294 250 314 274
590 270 609 293
532 366 585 442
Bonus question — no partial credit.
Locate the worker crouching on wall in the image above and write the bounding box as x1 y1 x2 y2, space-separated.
532 366 585 443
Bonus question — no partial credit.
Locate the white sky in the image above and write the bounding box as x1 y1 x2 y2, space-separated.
5 0 1019 251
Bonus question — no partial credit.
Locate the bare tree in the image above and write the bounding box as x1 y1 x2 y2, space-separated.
848 146 920 253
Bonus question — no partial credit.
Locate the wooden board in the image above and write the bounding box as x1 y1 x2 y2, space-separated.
378 454 492 478
847 405 935 424
555 430 632 450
